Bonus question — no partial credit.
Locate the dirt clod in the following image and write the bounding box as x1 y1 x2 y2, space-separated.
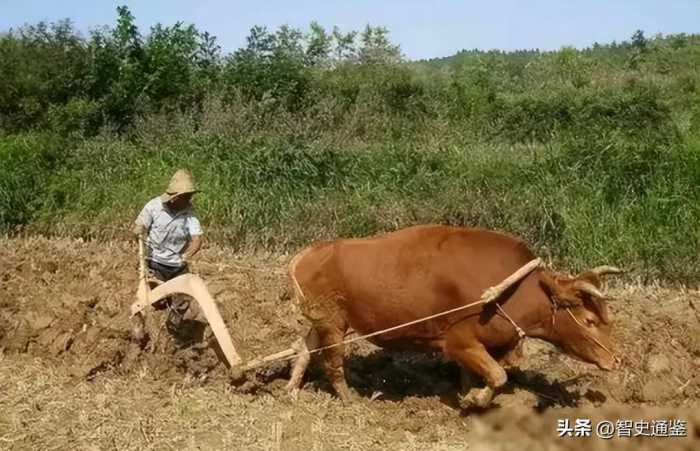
646 354 671 374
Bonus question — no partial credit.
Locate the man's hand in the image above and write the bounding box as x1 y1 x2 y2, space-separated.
182 235 203 265
132 223 146 239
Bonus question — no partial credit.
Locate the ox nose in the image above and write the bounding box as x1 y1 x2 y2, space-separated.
598 354 621 371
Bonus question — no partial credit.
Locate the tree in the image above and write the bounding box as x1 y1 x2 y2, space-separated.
195 31 222 93
0 19 92 131
358 25 402 65
331 26 357 64
95 5 146 128
142 22 201 107
274 24 304 61
114 5 143 60
244 25 275 58
669 33 688 50
223 25 310 110
631 29 648 52
305 21 332 67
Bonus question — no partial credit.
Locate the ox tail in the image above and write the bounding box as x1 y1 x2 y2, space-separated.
287 240 333 307
285 246 320 393
288 247 313 306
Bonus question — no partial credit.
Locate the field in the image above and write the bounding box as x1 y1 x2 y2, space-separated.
1 236 698 450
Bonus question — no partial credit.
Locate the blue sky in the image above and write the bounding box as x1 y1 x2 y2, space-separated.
1 1 698 60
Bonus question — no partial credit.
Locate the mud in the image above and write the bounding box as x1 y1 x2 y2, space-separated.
1 236 698 450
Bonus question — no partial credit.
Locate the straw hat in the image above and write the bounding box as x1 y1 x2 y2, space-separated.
160 169 200 202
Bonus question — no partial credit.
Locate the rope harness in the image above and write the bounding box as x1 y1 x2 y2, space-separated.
496 303 526 338
564 307 618 362
546 291 618 363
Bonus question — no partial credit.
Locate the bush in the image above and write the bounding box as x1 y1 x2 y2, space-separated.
47 98 103 136
0 134 69 229
485 81 677 147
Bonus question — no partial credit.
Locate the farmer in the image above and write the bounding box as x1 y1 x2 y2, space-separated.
131 168 204 340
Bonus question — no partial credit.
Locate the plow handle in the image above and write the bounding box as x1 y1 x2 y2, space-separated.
138 235 147 283
132 235 152 317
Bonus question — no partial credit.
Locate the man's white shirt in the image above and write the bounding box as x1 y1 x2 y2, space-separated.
135 197 203 267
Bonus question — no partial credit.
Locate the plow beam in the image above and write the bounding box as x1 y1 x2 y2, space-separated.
130 274 243 367
238 348 297 372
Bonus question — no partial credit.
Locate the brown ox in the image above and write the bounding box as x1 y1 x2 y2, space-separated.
284 224 622 408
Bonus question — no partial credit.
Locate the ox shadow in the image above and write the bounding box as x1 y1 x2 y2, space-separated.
506 368 590 411
302 350 587 412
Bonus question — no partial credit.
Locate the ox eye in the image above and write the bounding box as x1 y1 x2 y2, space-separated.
585 318 597 327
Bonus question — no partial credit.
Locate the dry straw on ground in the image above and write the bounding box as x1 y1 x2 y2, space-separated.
1 236 698 450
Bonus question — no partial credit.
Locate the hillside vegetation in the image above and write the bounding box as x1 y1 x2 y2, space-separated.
1 7 698 282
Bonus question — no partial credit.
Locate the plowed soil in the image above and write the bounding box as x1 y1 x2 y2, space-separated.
1 237 698 450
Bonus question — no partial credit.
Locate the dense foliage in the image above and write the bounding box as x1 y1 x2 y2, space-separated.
1 7 698 283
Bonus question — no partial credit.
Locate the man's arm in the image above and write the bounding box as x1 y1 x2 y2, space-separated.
182 235 203 262
133 201 154 238
182 215 204 263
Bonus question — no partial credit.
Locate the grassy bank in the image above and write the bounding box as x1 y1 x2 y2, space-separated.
1 122 698 283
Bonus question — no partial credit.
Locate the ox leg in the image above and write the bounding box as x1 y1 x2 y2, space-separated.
130 311 147 345
447 341 507 409
286 328 320 399
317 324 351 403
498 340 525 369
459 369 483 401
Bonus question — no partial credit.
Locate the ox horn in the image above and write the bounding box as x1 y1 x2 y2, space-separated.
589 266 623 276
573 280 606 299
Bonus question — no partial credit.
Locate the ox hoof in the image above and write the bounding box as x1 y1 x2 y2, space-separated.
337 390 354 405
458 387 494 410
131 327 145 342
130 314 146 344
130 326 147 348
284 380 301 399
229 367 247 384
288 388 300 401
284 379 300 392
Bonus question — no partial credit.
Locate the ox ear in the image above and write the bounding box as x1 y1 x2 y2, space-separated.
583 296 610 325
573 280 611 324
539 271 582 308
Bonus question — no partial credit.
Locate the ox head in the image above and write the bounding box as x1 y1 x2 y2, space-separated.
539 266 623 371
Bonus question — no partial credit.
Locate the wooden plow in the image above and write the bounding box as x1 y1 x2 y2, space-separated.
130 237 244 367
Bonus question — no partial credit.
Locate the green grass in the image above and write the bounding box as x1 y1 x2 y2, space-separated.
2 124 698 283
